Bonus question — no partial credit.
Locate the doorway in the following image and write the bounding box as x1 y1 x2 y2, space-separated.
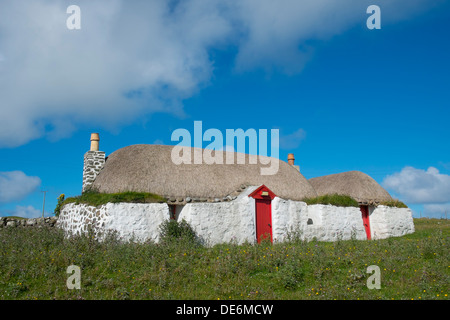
360 205 371 240
249 185 277 244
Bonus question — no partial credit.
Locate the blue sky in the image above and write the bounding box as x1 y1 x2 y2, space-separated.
0 0 449 218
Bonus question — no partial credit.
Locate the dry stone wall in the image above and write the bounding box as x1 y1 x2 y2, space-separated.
0 216 58 229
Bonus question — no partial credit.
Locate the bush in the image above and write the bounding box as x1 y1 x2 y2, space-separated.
158 219 199 246
54 194 65 216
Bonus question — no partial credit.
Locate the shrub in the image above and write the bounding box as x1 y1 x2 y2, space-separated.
276 261 305 289
158 219 199 246
302 194 359 207
54 194 65 216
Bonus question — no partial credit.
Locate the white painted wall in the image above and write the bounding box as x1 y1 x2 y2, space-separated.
104 203 169 242
369 205 415 240
178 187 257 245
271 201 367 242
305 205 367 241
58 190 414 245
271 197 307 242
58 202 170 242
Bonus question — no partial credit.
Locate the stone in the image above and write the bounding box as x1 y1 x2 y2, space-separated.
185 197 192 203
6 221 17 228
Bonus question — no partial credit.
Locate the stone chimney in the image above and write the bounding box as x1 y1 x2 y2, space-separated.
82 133 105 193
287 153 300 172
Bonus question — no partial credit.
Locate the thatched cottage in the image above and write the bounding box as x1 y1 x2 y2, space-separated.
58 134 414 244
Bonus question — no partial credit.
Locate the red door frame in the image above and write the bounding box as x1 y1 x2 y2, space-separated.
249 185 277 243
360 205 371 240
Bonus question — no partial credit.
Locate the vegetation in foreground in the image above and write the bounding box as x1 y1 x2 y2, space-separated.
0 218 448 300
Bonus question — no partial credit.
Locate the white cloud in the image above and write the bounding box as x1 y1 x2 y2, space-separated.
382 166 450 204
0 0 439 147
0 171 41 203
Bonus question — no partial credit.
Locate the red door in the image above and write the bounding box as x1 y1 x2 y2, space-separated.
255 199 272 243
360 205 371 240
249 185 276 244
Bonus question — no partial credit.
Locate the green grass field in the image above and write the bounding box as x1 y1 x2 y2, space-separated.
0 218 448 300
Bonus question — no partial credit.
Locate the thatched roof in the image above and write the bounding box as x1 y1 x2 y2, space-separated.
90 144 317 203
308 171 393 204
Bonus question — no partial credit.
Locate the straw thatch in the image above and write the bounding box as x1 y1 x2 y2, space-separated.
308 171 393 204
90 144 317 202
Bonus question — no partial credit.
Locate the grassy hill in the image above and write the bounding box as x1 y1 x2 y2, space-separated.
0 218 448 300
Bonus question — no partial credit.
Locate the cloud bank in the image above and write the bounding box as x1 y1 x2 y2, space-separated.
0 171 41 203
0 0 439 147
2 205 43 219
383 166 450 217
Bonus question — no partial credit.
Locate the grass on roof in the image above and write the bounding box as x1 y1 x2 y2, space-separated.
63 191 167 207
379 199 408 208
301 194 359 207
